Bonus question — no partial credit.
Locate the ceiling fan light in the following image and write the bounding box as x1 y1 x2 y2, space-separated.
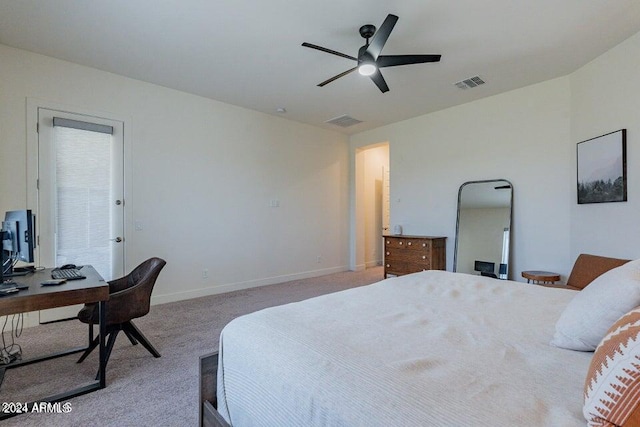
358 63 377 76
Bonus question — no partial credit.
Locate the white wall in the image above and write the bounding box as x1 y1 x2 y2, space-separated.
350 29 640 280
569 31 640 260
351 77 572 280
0 44 350 313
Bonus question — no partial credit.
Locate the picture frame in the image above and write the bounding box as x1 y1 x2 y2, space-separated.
577 129 627 204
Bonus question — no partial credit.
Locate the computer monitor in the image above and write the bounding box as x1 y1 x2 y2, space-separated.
474 260 495 275
0 229 10 282
1 210 36 277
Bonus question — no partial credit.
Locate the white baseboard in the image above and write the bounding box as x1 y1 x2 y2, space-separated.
365 259 382 268
352 263 366 271
151 265 349 306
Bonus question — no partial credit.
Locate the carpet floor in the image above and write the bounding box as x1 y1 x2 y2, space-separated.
0 266 383 426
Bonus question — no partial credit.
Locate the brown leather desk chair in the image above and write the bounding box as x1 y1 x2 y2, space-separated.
77 257 167 371
540 254 629 290
564 254 629 290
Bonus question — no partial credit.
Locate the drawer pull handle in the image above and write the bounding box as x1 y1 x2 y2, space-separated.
408 242 412 246
386 240 390 244
386 264 390 268
422 243 426 247
399 242 403 245
422 255 426 259
386 252 390 256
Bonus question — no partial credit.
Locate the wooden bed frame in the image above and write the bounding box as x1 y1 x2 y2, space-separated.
198 254 631 426
199 352 230 427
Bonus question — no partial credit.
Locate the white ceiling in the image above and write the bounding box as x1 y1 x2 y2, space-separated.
1 1 640 134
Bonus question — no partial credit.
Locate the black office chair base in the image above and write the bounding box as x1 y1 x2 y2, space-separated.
77 320 160 373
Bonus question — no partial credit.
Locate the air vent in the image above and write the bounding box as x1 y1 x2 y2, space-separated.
326 115 363 127
454 75 486 90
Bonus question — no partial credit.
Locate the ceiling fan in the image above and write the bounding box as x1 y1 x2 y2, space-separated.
302 14 441 93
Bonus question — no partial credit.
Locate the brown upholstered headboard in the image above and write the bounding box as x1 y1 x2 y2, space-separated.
565 254 630 290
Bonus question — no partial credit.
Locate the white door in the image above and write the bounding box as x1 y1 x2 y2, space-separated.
37 108 125 322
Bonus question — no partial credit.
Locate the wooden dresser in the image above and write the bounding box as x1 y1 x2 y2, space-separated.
383 235 446 278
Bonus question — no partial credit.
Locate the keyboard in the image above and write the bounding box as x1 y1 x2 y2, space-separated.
0 282 28 296
0 282 28 291
51 268 86 280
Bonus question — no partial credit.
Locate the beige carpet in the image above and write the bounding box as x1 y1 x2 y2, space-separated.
0 266 383 426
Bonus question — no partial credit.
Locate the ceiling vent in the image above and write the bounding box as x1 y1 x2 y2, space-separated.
326 115 363 127
454 76 486 90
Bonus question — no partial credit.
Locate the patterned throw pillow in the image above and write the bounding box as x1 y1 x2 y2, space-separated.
584 307 640 426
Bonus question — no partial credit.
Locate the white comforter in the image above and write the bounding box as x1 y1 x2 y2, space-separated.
217 270 591 426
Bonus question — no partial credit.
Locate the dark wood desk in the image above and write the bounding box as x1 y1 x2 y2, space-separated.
0 266 108 419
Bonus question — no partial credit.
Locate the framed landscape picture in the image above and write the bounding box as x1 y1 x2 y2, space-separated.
577 129 627 204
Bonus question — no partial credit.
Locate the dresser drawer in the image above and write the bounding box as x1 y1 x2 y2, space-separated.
385 260 431 275
384 260 407 276
385 237 431 250
404 239 431 251
384 250 431 263
406 261 430 274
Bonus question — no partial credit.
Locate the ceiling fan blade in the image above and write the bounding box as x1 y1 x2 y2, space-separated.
369 69 389 93
302 42 358 61
318 67 358 87
377 54 441 68
366 14 398 60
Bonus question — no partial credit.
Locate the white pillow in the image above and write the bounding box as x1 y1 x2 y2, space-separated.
551 258 640 351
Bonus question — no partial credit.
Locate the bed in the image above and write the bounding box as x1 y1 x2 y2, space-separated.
200 254 639 427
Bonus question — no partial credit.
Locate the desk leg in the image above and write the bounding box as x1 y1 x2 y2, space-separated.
98 300 106 388
0 299 108 420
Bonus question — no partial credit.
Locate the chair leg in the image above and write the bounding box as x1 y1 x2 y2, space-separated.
88 323 94 345
123 329 138 346
104 330 119 367
78 335 100 363
123 321 160 358
95 329 120 380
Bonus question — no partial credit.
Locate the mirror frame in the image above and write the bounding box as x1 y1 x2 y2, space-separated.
453 179 513 278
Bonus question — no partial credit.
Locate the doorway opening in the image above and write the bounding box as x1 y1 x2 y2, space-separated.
353 142 389 272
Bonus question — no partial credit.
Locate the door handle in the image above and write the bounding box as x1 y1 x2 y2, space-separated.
110 237 123 243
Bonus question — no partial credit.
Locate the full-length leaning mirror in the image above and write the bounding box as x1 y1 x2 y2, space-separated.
454 179 513 279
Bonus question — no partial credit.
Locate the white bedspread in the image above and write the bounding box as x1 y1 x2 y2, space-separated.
217 270 591 426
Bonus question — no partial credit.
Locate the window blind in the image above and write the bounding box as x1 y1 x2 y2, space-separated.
54 125 113 280
53 117 113 135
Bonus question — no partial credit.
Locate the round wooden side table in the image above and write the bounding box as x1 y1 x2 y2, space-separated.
521 270 561 284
